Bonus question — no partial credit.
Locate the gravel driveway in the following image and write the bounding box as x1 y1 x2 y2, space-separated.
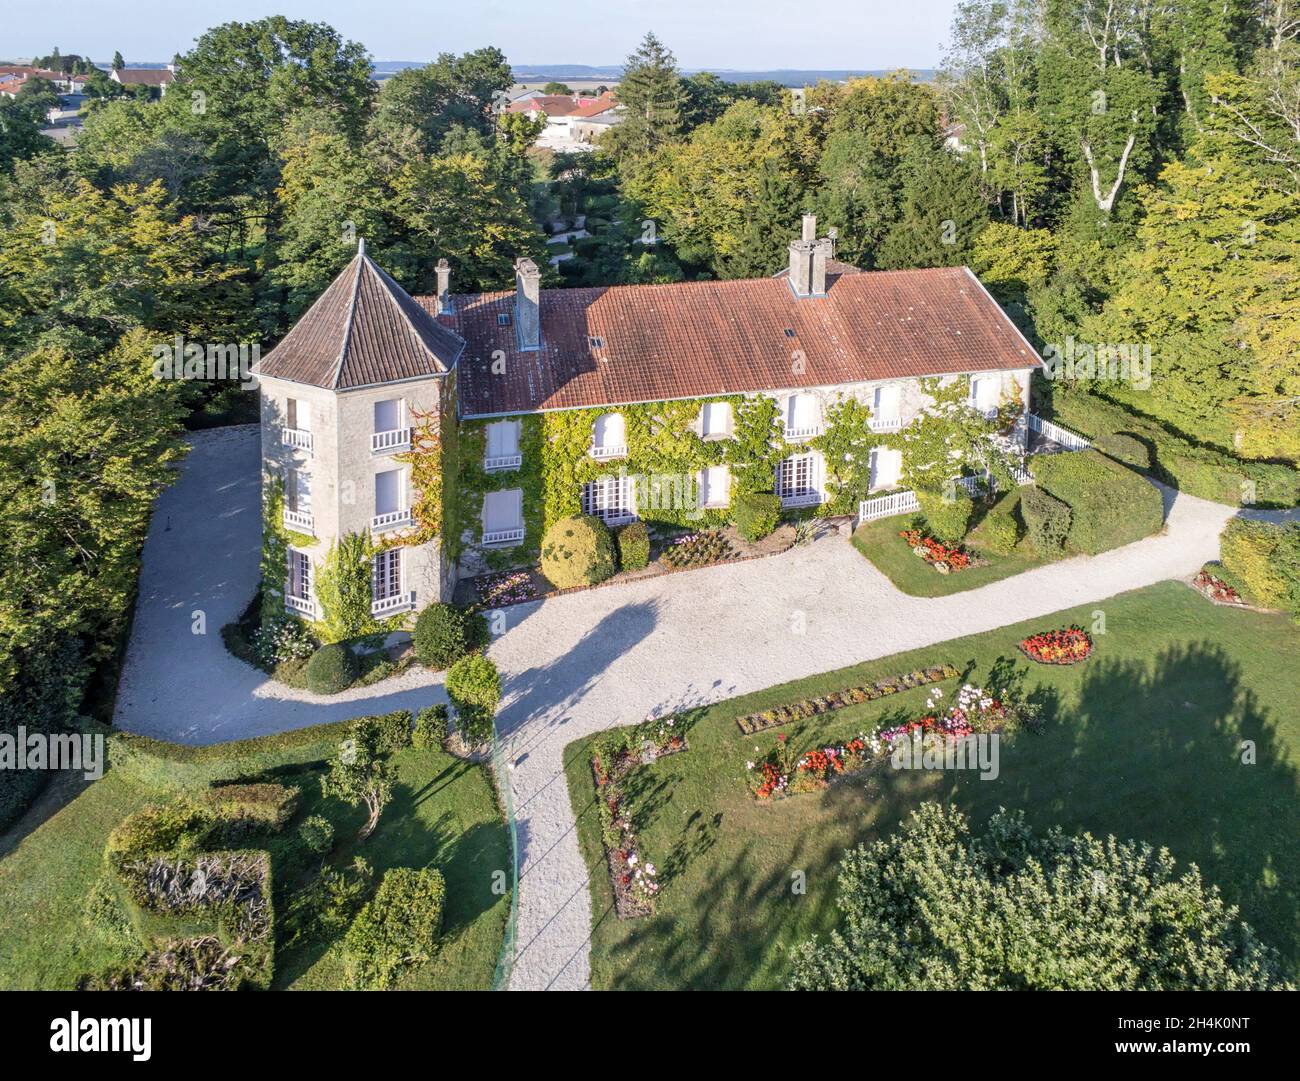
113 425 1291 990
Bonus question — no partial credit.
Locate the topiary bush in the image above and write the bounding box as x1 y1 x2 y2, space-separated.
540 514 616 589
615 520 650 570
1093 432 1151 471
343 867 446 990
304 642 359 694
202 783 300 837
733 491 781 542
1030 449 1164 555
298 814 335 855
1020 486 1072 552
413 704 450 749
445 654 501 744
1220 519 1300 618
413 603 470 670
976 507 1021 554
916 487 974 544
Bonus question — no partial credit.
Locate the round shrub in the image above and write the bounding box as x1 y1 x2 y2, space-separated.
304 642 359 694
734 491 781 542
1094 432 1151 471
413 603 469 670
1020 486 1072 552
540 514 615 589
977 509 1021 554
445 654 502 744
298 814 335 855
916 487 974 544
615 521 650 570
413 704 450 749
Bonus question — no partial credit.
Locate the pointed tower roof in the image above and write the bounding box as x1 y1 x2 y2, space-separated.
257 247 465 389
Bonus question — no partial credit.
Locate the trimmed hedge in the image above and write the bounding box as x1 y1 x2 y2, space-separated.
615 520 650 570
1220 519 1300 619
343 866 446 989
1020 486 1072 552
1030 450 1164 555
413 704 450 750
1093 431 1150 470
413 603 471 670
304 642 359 694
445 655 501 744
916 487 975 544
202 783 300 836
1049 392 1300 507
540 514 616 589
976 507 1021 554
734 491 781 542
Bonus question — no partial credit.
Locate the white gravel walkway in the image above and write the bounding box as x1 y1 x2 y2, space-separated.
113 425 1294 990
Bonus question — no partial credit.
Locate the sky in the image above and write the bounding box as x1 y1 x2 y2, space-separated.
1 0 957 70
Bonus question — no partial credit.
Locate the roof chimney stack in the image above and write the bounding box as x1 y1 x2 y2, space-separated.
811 237 831 296
435 258 452 314
788 215 825 298
514 257 541 350
801 213 817 243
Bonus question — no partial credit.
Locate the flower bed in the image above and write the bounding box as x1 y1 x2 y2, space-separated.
1194 569 1246 607
1019 625 1094 665
660 529 736 570
590 716 687 919
746 684 1037 801
475 569 540 608
899 528 974 574
735 663 959 735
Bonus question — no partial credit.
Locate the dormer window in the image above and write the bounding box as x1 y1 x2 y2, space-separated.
782 394 822 441
485 419 522 471
699 401 734 440
590 413 627 459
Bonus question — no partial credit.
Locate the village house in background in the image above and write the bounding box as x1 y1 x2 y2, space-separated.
508 89 623 151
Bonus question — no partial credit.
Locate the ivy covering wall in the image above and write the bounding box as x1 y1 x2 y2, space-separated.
260 477 316 627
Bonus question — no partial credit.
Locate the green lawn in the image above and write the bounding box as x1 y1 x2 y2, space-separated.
565 581 1300 989
853 493 1062 596
0 739 510 990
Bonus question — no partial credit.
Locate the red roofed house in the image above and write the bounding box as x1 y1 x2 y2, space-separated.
109 66 175 96
253 217 1040 622
507 90 622 149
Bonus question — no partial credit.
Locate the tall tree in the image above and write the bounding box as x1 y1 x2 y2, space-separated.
604 32 686 160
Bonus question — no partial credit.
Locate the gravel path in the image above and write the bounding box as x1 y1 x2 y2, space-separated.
113 425 1294 989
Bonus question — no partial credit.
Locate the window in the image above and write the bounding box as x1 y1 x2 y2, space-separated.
591 413 627 458
374 398 403 433
287 550 311 600
497 312 512 326
581 475 636 524
698 465 731 508
783 394 821 438
868 447 903 490
699 401 733 439
286 398 310 431
969 376 1000 416
588 335 605 349
485 420 521 470
374 469 403 515
482 488 525 544
285 467 311 512
871 385 901 429
372 548 402 601
777 452 821 505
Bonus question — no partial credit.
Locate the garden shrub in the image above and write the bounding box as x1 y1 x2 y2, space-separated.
1220 519 1300 618
540 514 615 589
1094 432 1151 470
106 798 213 872
733 491 781 542
413 603 471 669
615 520 650 570
413 704 450 749
1020 486 1071 552
284 857 374 947
202 783 300 836
976 507 1021 554
343 867 446 989
1031 450 1164 555
445 655 501 744
916 487 974 544
304 642 359 694
298 814 335 855
369 709 413 753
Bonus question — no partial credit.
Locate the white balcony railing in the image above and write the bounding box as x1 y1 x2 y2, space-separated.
779 491 822 508
282 508 314 535
285 593 316 618
484 453 523 472
868 416 902 432
482 526 525 546
282 428 313 454
371 428 411 453
590 444 628 460
781 424 823 442
370 509 413 533
371 591 415 617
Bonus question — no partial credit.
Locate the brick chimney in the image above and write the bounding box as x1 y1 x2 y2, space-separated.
788 214 826 298
435 258 452 314
514 257 541 350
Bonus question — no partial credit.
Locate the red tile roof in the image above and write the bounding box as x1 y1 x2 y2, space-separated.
508 92 618 119
431 267 1040 418
255 252 464 389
